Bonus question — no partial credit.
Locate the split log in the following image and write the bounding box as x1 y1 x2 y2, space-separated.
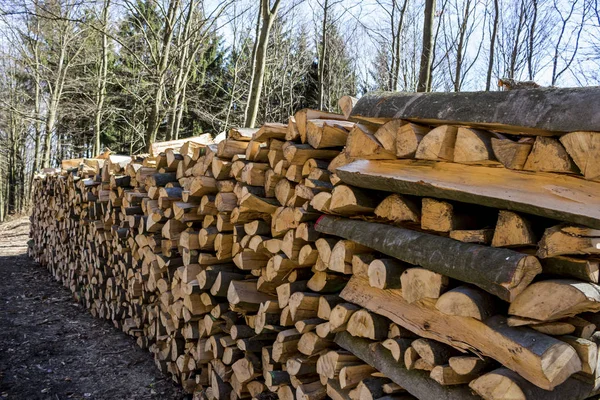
523 137 579 174
508 279 600 321
491 211 538 248
453 128 499 165
335 159 600 229
537 224 600 258
415 125 457 161
560 131 600 181
491 137 533 170
374 194 420 224
315 216 541 302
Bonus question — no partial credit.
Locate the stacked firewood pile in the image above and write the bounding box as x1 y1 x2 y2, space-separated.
30 88 600 400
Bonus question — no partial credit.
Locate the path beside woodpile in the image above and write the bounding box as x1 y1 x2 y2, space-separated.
0 217 184 400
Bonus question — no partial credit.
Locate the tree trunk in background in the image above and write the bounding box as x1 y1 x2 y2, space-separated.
145 0 180 151
453 0 471 92
243 6 262 127
94 0 110 156
486 0 499 90
244 0 282 128
417 0 436 92
391 0 409 91
29 12 42 197
318 0 328 110
168 0 195 141
527 0 538 80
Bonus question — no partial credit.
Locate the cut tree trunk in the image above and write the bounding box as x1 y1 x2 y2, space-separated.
334 159 600 229
349 88 600 135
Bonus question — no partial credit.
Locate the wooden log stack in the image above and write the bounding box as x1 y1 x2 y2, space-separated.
29 88 600 400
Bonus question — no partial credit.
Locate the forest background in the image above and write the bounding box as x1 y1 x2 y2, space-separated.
0 0 596 220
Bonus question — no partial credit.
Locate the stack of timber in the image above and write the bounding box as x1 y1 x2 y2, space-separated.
29 87 600 400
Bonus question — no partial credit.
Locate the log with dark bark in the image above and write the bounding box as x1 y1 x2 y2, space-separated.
349 88 600 135
334 331 479 400
315 216 540 302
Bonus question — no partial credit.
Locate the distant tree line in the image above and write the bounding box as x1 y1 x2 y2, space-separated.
0 0 596 220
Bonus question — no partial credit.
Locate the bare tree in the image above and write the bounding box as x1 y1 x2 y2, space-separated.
551 0 589 85
244 0 282 128
417 0 436 91
486 0 499 90
94 0 110 155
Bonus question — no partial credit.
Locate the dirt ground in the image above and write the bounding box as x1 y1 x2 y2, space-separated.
0 217 185 400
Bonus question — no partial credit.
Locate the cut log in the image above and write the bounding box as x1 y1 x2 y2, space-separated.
335 332 479 399
346 309 389 340
315 216 541 302
491 137 533 170
374 119 405 152
420 198 483 233
491 210 538 248
523 136 579 174
435 285 497 321
411 338 460 366
345 124 396 160
335 159 600 229
448 356 492 376
349 88 600 135
338 96 358 119
374 194 420 224
560 131 600 181
329 185 378 215
453 128 499 165
382 338 414 362
368 258 407 290
449 229 494 244
541 256 599 283
537 224 600 258
508 279 600 321
396 123 430 158
415 125 458 161
400 268 448 303
340 276 582 390
430 364 479 385
469 367 597 400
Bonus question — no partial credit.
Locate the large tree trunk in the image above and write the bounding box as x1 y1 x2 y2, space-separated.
315 215 541 301
349 87 600 135
145 0 180 151
94 0 110 156
417 0 436 92
485 0 499 90
244 0 282 128
318 0 328 110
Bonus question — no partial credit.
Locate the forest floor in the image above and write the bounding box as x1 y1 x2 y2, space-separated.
0 217 185 400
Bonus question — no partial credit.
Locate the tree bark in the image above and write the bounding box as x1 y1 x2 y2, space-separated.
244 0 282 128
335 332 478 400
417 0 436 92
145 0 180 151
315 216 540 301
349 88 600 135
485 0 499 90
318 0 328 110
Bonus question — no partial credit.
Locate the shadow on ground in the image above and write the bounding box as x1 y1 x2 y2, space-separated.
0 219 184 400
